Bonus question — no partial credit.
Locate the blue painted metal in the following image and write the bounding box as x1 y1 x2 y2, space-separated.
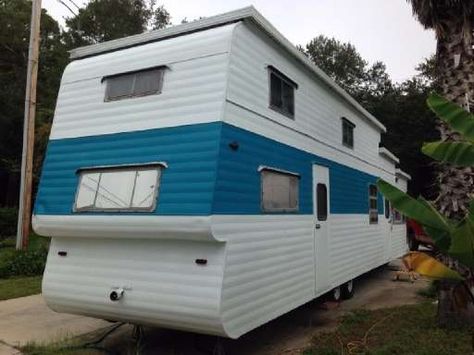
35 122 384 216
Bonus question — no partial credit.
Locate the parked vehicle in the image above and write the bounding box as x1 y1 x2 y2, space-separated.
33 7 410 338
407 218 434 251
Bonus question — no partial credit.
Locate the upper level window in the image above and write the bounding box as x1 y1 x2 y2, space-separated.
104 67 165 101
369 184 378 224
74 164 164 212
342 118 355 148
260 167 299 212
268 66 297 118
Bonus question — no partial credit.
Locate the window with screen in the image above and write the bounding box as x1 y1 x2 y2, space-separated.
261 169 299 212
342 118 355 148
74 165 163 212
104 67 165 101
384 198 390 219
268 66 297 118
317 183 328 221
369 184 378 224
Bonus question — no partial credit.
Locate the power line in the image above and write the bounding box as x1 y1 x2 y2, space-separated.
66 0 81 10
56 0 77 17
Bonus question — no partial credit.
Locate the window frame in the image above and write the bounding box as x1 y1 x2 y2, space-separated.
73 162 166 213
368 184 378 224
341 117 355 149
259 166 300 213
103 66 166 102
267 65 297 119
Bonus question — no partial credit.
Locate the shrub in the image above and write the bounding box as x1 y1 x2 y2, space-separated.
0 245 48 278
0 208 18 239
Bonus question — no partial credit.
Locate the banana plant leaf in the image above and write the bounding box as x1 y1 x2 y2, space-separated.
377 180 451 232
427 93 474 142
403 251 463 280
448 216 474 268
422 141 474 166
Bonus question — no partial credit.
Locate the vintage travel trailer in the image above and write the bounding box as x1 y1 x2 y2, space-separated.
33 7 410 339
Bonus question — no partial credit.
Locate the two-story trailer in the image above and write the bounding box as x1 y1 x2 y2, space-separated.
33 7 410 339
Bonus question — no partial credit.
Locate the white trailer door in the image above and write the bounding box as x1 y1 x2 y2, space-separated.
313 165 330 296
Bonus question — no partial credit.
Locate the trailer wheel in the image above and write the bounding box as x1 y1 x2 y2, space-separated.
341 279 355 299
329 286 342 302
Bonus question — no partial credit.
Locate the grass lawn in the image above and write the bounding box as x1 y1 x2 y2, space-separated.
0 234 49 300
0 275 42 300
304 302 472 355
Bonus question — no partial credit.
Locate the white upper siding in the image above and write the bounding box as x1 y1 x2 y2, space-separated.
50 24 236 140
224 22 390 178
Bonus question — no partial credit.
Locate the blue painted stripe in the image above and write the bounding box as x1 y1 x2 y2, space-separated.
35 122 385 216
215 123 384 215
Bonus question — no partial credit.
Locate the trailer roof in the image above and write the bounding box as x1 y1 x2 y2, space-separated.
69 6 386 132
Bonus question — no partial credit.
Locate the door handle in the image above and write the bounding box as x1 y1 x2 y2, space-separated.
315 224 321 229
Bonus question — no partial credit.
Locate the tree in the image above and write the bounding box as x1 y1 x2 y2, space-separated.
64 0 171 47
408 0 474 219
303 35 367 96
0 0 68 200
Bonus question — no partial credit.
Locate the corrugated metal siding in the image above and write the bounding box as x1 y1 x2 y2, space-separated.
35 123 222 216
50 24 235 140
43 237 226 335
225 22 382 171
211 215 314 338
214 123 384 215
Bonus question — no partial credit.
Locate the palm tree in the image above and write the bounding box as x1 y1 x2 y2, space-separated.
408 0 474 220
408 1 474 328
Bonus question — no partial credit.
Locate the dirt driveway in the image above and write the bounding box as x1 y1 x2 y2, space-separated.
97 263 429 355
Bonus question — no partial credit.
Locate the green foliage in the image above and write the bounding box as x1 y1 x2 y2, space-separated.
422 141 474 166
377 180 450 232
0 207 18 238
0 246 48 278
427 93 474 141
378 93 474 272
0 235 49 278
64 0 171 47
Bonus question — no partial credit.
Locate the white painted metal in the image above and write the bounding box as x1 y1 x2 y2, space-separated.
50 24 234 139
313 165 330 296
68 6 386 133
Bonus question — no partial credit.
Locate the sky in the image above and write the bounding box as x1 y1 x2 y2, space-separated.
42 0 436 83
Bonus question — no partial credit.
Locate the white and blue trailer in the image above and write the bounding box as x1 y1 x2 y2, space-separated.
33 7 410 339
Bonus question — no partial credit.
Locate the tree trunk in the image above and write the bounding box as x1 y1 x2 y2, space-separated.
435 17 474 327
435 21 474 220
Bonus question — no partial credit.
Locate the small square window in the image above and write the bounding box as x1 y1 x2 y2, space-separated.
261 169 299 212
369 184 378 224
268 66 297 118
104 67 164 101
74 164 163 212
342 118 355 148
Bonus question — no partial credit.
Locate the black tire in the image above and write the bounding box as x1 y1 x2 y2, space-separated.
341 279 355 299
329 286 342 302
408 229 419 251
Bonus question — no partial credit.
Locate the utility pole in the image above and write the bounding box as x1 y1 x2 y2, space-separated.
16 0 42 250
